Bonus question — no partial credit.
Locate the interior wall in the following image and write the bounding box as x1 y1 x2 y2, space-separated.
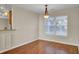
38 7 79 46
12 5 39 46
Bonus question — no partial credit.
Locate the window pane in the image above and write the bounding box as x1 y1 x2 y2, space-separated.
44 17 56 35
56 16 67 36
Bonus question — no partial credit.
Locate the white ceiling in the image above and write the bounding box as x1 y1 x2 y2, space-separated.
14 4 79 14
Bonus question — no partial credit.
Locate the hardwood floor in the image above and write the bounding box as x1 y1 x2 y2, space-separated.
2 40 78 54
38 40 78 54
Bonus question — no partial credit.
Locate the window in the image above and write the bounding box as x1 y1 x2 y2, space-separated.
44 16 67 36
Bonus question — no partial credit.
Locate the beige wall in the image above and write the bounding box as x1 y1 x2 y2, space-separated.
39 7 79 46
12 6 39 46
0 5 39 52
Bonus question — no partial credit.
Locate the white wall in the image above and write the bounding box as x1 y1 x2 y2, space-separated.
39 7 79 46
12 5 39 46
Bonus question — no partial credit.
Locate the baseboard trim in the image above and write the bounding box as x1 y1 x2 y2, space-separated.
38 38 78 46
